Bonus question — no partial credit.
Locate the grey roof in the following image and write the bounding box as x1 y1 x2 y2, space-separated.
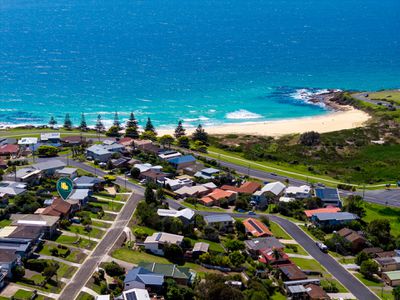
55 167 77 175
313 212 358 221
86 145 111 156
204 214 234 224
10 214 60 227
32 159 66 171
69 189 90 200
315 188 340 201
0 181 27 196
288 285 307 294
74 176 103 185
193 242 209 253
244 237 284 251
124 267 164 286
0 249 18 263
0 238 30 253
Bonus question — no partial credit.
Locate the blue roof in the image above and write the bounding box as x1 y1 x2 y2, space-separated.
168 155 196 165
74 176 103 185
204 214 234 224
313 212 358 221
124 267 164 286
315 188 340 201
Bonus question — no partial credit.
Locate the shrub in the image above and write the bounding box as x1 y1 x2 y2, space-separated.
103 261 125 277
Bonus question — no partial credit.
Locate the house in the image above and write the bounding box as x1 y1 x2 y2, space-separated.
182 162 206 176
204 214 235 231
0 238 32 258
2 226 43 244
258 182 286 203
382 270 400 287
362 247 385 258
194 168 220 180
61 135 86 146
311 212 358 228
279 264 308 281
337 228 366 252
4 167 41 184
0 249 18 279
259 248 290 266
243 218 273 237
158 177 193 191
304 283 330 300
375 257 400 272
133 140 156 152
285 185 312 199
133 163 163 173
199 189 237 206
0 138 17 146
124 267 164 291
144 232 184 256
157 208 195 224
167 155 196 170
376 251 397 258
0 181 27 196
139 169 167 183
86 144 124 162
286 284 308 299
244 237 284 257
118 137 134 147
192 242 209 258
39 197 72 218
122 288 150 300
315 188 342 207
32 159 66 176
221 181 261 194
10 214 59 238
158 150 182 160
111 157 130 169
69 189 91 206
74 176 104 190
304 207 341 218
55 167 78 179
139 262 192 285
18 137 38 146
0 144 19 157
174 185 211 198
40 133 61 143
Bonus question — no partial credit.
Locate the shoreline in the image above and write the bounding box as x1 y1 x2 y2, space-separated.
157 106 371 137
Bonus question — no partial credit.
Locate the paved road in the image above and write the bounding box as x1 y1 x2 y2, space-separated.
168 199 378 300
58 160 144 300
352 92 400 109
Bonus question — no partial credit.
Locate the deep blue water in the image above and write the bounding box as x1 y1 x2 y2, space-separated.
0 0 399 128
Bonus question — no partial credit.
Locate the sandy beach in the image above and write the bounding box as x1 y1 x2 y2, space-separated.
158 106 371 137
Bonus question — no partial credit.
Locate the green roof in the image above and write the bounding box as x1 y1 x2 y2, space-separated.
385 270 400 280
139 262 191 280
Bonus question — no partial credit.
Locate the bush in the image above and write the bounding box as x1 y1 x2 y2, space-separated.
360 259 379 279
37 145 59 157
103 261 125 277
25 259 49 272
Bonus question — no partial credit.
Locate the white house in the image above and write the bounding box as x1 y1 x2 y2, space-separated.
157 208 195 223
157 177 193 191
285 185 311 199
144 232 184 256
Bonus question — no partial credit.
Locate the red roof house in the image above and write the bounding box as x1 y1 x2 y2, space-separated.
243 218 273 237
221 181 261 194
0 144 19 156
199 189 237 207
304 206 341 218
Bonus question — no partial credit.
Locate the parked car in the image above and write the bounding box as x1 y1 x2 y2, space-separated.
237 209 246 213
316 242 328 253
248 211 256 215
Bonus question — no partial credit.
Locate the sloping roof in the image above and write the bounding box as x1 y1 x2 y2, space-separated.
0 144 19 154
139 262 190 280
313 212 358 221
157 208 194 220
123 288 150 300
40 132 61 140
304 207 341 218
10 214 59 227
144 232 184 245
41 197 71 216
168 155 196 165
7 225 42 240
204 214 234 224
0 181 27 196
0 249 18 263
124 267 164 286
69 189 90 200
244 237 284 251
286 185 311 195
221 181 261 194
55 167 77 175
201 189 236 202
383 270 400 280
175 185 208 196
140 169 166 180
261 182 286 196
315 188 340 201
243 218 273 237
193 242 209 253
279 264 308 281
304 283 329 299
32 159 66 171
74 176 103 185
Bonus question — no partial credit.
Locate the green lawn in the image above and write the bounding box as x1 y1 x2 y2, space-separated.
92 220 111 228
66 224 105 239
54 234 97 250
89 199 123 212
354 273 384 287
270 221 292 240
290 257 325 273
284 244 308 256
84 209 116 221
13 290 33 300
17 274 64 294
38 243 86 263
368 90 400 105
76 292 95 300
94 192 127 202
271 292 287 300
363 202 400 236
180 201 226 213
0 219 12 227
320 279 348 293
57 262 78 279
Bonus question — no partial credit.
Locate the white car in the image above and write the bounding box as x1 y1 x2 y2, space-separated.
316 242 328 253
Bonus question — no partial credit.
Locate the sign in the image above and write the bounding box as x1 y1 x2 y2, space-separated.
56 177 74 200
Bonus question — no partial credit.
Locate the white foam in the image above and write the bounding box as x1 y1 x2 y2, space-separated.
183 116 209 122
225 109 262 120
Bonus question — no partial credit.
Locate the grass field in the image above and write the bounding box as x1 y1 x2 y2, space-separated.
38 243 86 263
92 220 111 228
89 199 123 212
76 292 94 300
284 244 308 255
290 257 325 273
368 90 400 105
66 224 105 239
363 202 400 236
354 272 384 287
269 221 292 240
54 234 97 250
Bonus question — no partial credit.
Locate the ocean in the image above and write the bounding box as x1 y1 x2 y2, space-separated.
0 0 399 128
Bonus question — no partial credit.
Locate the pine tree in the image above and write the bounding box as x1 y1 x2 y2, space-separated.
48 116 57 127
63 113 72 130
192 124 208 144
174 120 186 139
144 117 156 134
79 113 88 131
113 112 121 129
125 112 139 138
95 114 105 132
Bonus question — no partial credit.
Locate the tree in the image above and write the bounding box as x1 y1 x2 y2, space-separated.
224 239 245 252
48 116 57 127
393 286 400 300
367 219 392 249
229 250 246 267
260 216 270 227
159 135 174 149
360 259 379 279
344 195 366 218
192 124 208 144
299 131 320 146
235 194 250 211
145 186 157 204
63 113 72 129
355 251 370 266
195 274 244 300
79 113 88 131
177 136 190 148
106 125 121 137
113 112 121 129
95 114 105 132
235 220 245 234
130 167 141 179
37 145 58 157
144 117 156 134
174 121 186 139
164 243 184 264
272 248 282 261
193 140 207 153
125 112 139 138
42 262 59 282
140 130 157 141
12 265 25 279
103 261 125 277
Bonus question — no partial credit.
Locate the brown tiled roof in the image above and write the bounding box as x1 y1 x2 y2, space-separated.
243 218 273 237
279 264 307 281
376 251 397 258
8 225 42 239
305 283 330 300
0 249 17 263
41 198 71 217
337 228 353 237
0 144 19 155
221 181 261 194
141 169 166 179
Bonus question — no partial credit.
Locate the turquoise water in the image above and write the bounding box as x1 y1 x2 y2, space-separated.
0 0 399 128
